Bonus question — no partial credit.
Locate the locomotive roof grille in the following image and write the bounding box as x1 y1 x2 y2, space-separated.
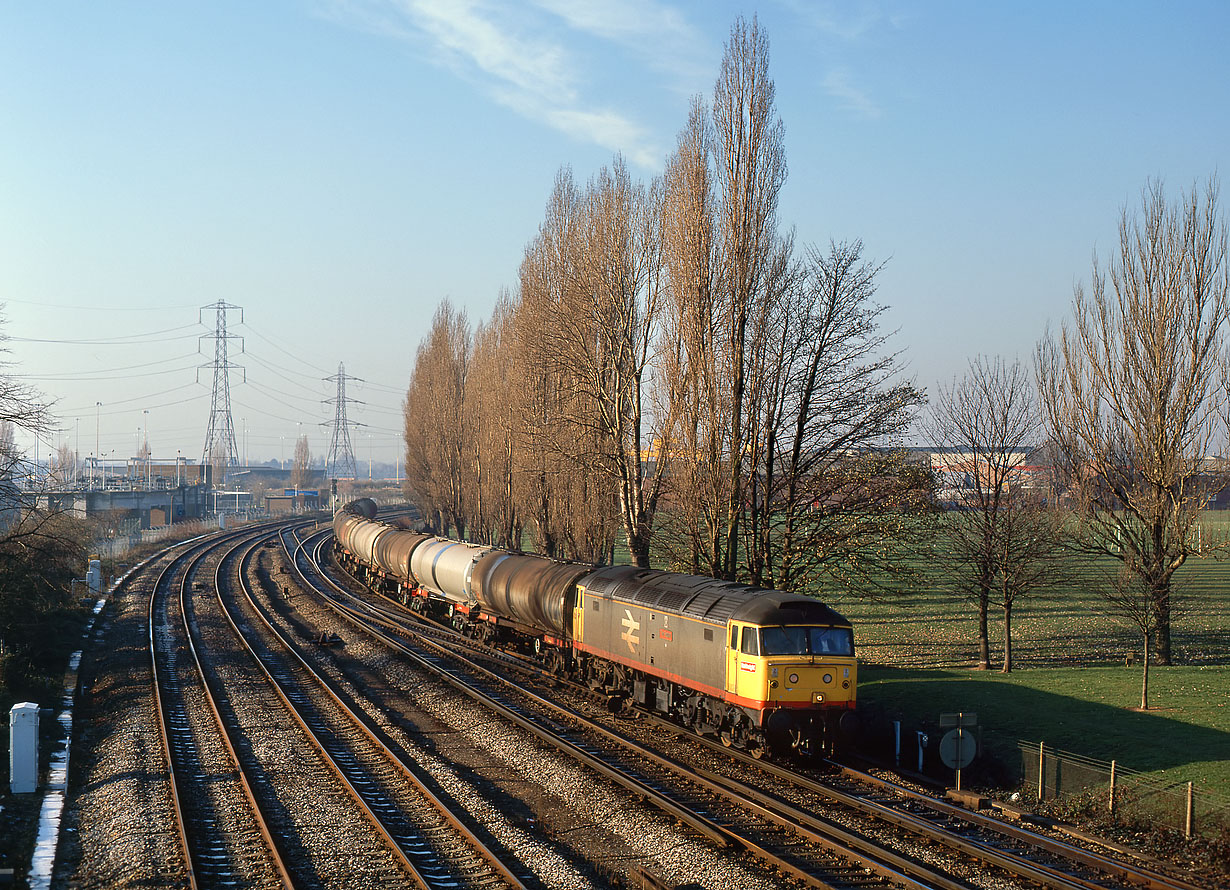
577 565 848 627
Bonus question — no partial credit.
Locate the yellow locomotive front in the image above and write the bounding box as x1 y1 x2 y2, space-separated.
724 598 858 754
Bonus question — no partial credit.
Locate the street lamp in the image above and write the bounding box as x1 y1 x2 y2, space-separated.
143 409 150 489
176 449 181 487
95 401 102 489
295 422 302 496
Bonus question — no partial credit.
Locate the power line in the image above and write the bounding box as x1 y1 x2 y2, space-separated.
15 363 201 382
244 380 323 414
238 322 332 376
56 383 205 416
10 324 203 345
244 352 329 396
1 297 199 311
12 352 200 379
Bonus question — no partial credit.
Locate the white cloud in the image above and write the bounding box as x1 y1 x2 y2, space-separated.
322 0 681 168
531 0 693 44
408 0 575 104
774 0 886 42
822 68 882 120
545 107 658 168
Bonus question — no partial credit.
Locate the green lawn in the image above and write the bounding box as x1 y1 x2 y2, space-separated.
858 664 1230 794
828 543 1230 797
623 511 1229 796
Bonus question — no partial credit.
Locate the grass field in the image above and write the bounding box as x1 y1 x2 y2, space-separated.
826 544 1230 797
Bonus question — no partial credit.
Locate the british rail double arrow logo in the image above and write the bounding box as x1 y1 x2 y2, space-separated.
621 610 640 652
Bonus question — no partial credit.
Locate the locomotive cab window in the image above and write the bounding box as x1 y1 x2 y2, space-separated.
759 626 854 657
740 627 760 656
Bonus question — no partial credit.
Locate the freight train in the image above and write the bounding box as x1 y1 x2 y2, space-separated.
332 499 858 757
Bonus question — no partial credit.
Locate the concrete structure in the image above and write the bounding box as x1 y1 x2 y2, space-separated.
265 489 322 514
34 484 209 528
211 489 253 514
10 702 39 793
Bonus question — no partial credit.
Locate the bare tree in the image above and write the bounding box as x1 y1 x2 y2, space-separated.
516 158 669 566
1098 568 1166 709
928 356 1063 671
467 290 520 547
290 435 312 491
753 240 927 594
208 439 230 488
514 169 592 558
0 314 87 683
712 14 787 580
0 310 52 446
50 443 77 487
403 300 472 538
659 96 728 575
1037 177 1230 665
992 486 1068 672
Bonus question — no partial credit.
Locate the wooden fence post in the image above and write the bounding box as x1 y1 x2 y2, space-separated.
1038 741 1045 802
1185 782 1194 838
1109 760 1116 815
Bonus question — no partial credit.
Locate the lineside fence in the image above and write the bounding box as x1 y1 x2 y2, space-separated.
1019 741 1230 839
92 521 214 559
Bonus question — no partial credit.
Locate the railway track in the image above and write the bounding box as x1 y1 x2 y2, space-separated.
149 518 526 889
288 531 982 888
149 524 295 889
302 525 1219 890
228 530 528 889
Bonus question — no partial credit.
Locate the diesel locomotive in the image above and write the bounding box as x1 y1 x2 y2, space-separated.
332 499 858 756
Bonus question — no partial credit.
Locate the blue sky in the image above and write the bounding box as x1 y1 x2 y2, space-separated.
2 1 1228 470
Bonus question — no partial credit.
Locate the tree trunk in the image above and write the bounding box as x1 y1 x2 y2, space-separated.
1140 632 1151 710
977 582 991 669
1001 603 1013 673
1153 585 1172 665
626 527 651 568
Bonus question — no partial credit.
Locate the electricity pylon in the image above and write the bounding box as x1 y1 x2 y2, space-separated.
323 362 363 479
199 301 244 478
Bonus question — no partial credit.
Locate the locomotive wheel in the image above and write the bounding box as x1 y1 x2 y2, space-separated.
681 697 700 731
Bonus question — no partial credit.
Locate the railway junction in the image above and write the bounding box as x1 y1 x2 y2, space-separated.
3 515 1224 889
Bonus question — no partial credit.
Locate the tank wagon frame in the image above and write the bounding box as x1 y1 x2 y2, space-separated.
332 503 857 757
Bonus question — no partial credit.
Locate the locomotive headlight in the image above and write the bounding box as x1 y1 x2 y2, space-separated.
788 673 799 684
823 673 833 685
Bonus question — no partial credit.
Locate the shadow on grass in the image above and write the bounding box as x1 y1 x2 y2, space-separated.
858 665 1230 775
